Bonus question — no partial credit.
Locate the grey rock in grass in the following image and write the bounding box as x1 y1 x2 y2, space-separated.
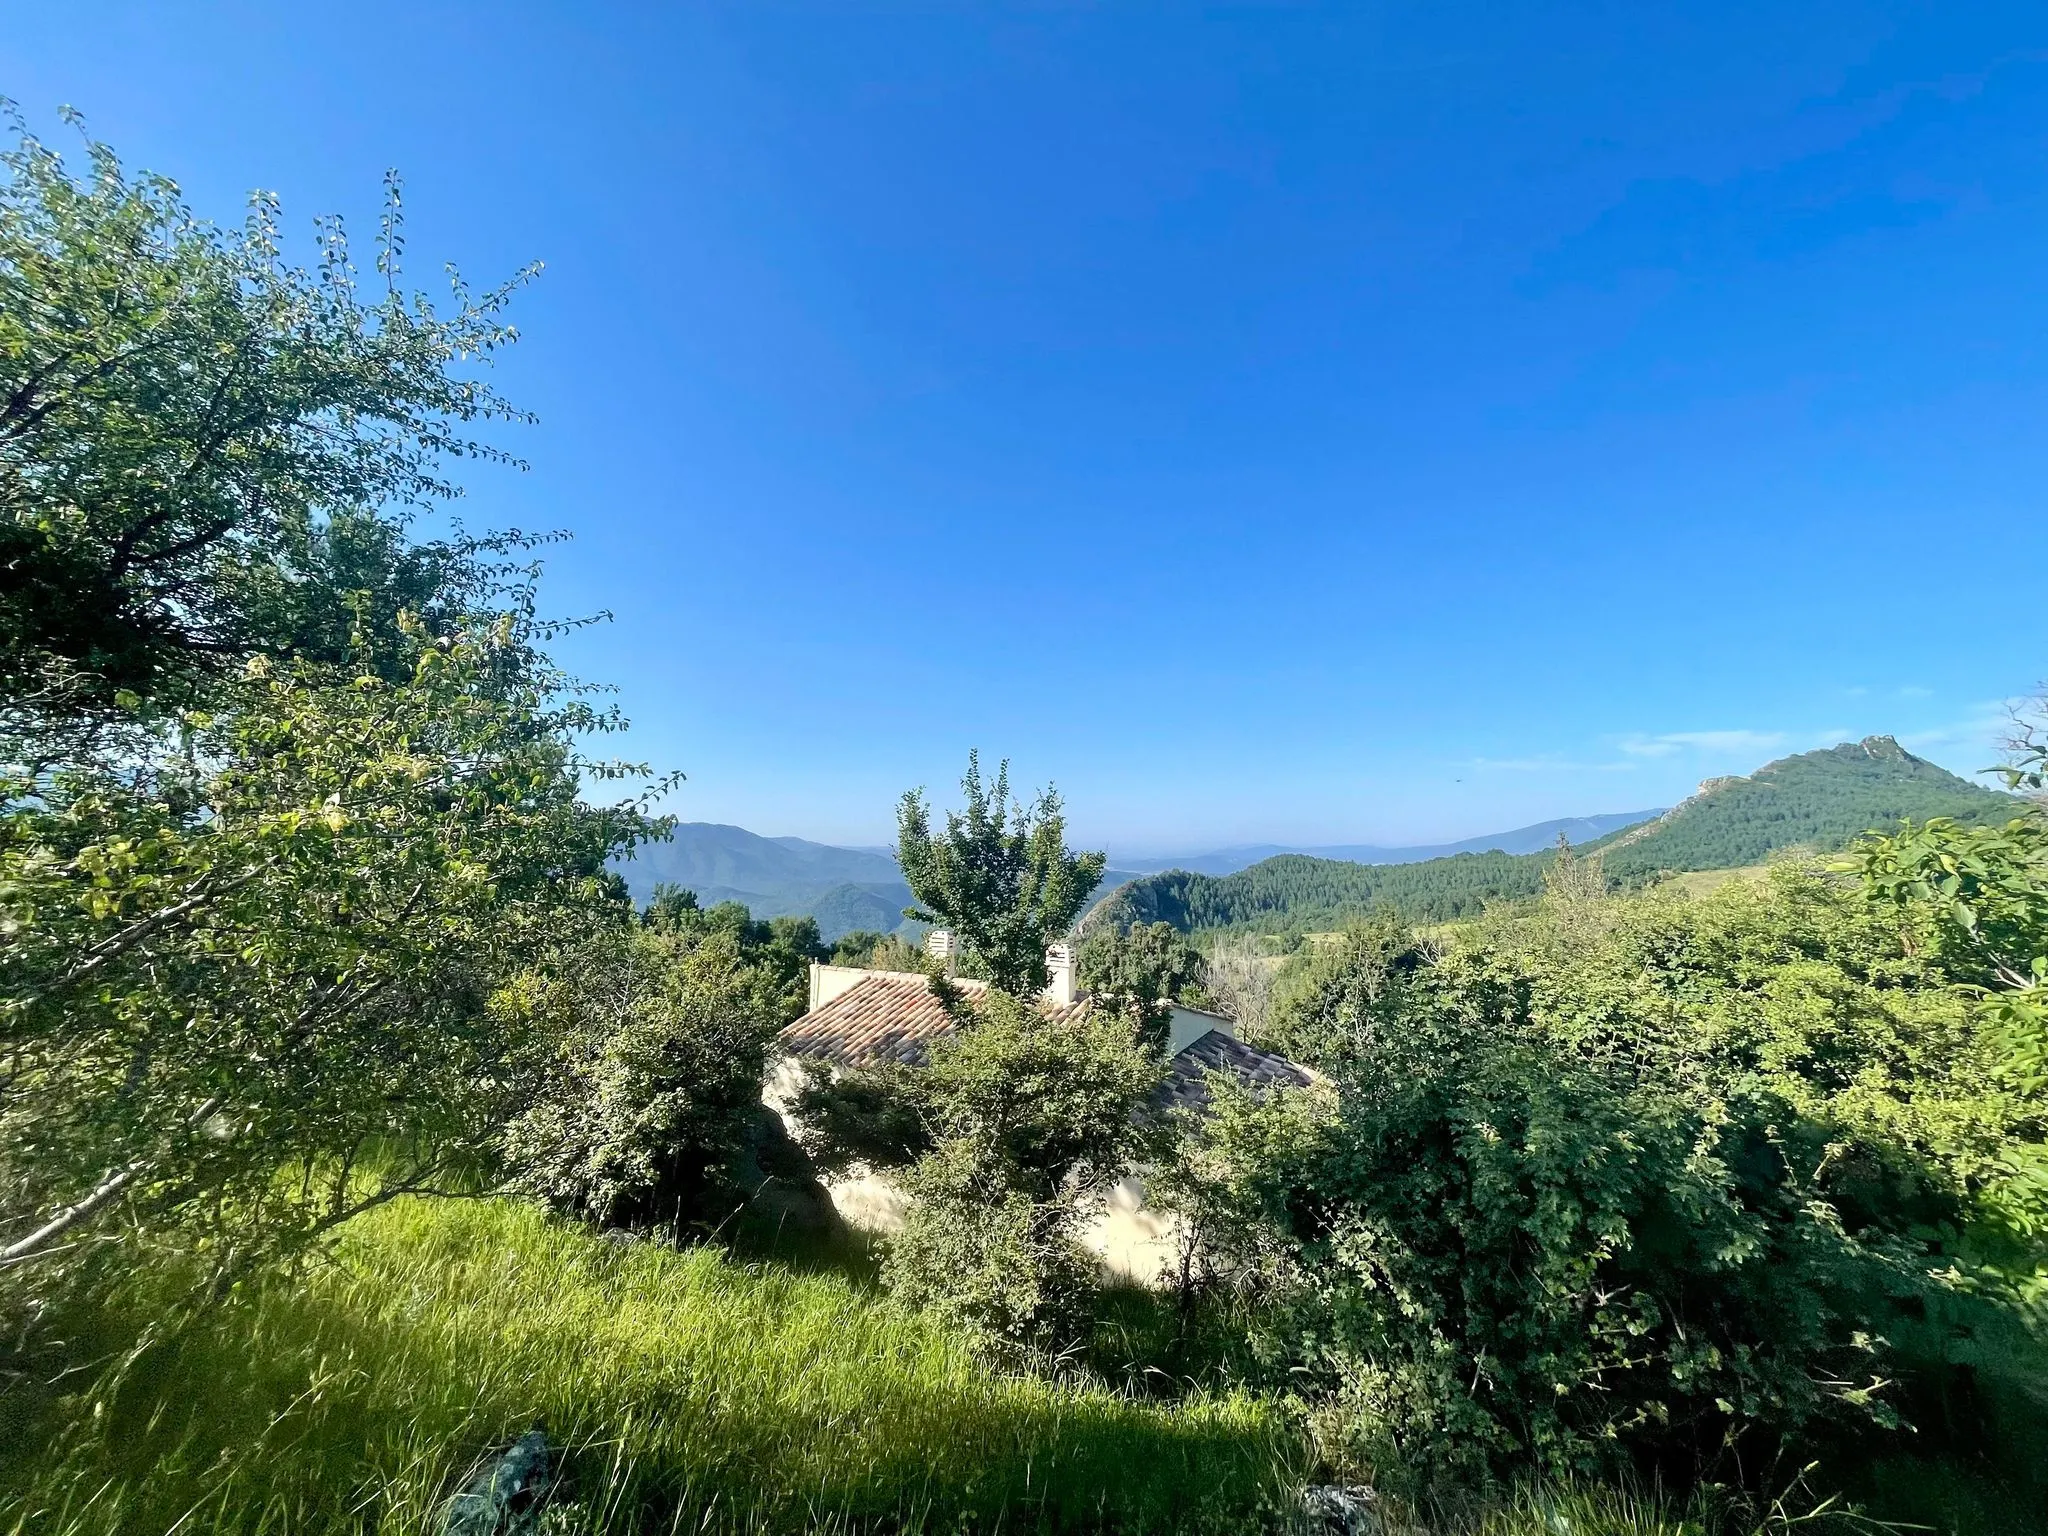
1303 1483 1385 1536
443 1430 553 1536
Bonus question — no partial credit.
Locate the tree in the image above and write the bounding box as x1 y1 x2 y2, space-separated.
896 751 1105 998
634 887 829 1023
1998 684 2048 801
1260 914 1423 1072
1077 921 1209 1049
0 116 679 1295
1200 936 1275 1040
0 620 665 1285
830 928 927 973
1 109 535 713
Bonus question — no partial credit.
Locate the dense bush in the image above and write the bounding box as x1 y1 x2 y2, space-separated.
867 990 1165 1346
1167 864 2045 1490
502 920 783 1232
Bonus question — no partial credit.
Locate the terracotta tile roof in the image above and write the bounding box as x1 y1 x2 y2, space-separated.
1156 1030 1317 1115
778 971 979 1067
779 969 1313 1115
778 971 1098 1068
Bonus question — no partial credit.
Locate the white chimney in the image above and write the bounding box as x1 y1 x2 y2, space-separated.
925 928 958 975
1045 942 1077 1006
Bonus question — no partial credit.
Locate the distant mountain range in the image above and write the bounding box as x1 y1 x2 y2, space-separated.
612 809 1668 942
611 825 917 942
1118 811 1667 877
1095 736 2031 935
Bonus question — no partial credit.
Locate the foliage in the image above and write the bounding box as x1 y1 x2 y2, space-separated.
882 991 1166 1346
0 109 536 712
1167 866 2044 1491
0 116 681 1297
501 923 782 1232
641 883 829 1022
1077 920 1211 1047
1259 913 1425 1070
790 1059 936 1179
830 927 928 972
885 1138 1107 1351
0 622 661 1286
1102 739 2024 937
1844 767 2048 1265
1847 816 2048 1067
917 990 1168 1203
0 1196 1297 1536
897 751 1106 997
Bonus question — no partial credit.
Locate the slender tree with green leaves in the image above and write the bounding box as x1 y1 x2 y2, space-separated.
0 617 668 1286
895 751 1105 998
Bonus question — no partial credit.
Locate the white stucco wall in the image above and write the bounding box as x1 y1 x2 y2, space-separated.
771 1044 1187 1286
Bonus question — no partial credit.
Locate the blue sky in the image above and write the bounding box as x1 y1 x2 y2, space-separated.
7 3 2045 850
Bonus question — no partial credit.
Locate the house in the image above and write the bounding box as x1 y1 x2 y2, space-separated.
766 934 1314 1282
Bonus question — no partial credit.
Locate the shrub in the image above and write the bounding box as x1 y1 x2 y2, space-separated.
883 1138 1101 1347
1169 867 2040 1491
503 924 781 1232
877 991 1165 1347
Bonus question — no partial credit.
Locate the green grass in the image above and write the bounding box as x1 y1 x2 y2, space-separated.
0 1198 1300 1535
5 1199 2042 1536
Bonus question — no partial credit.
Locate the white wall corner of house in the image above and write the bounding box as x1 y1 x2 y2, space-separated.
1082 1174 1182 1285
1166 1004 1234 1055
808 963 871 1012
762 1056 812 1128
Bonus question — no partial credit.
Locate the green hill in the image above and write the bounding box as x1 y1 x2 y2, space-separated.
1096 736 2030 935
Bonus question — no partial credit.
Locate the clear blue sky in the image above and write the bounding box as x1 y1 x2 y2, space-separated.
7 3 2045 851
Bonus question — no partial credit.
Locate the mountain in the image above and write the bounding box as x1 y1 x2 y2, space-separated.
1121 811 1666 876
612 823 1149 942
611 824 918 942
1588 736 2011 878
1095 737 2029 935
619 823 903 894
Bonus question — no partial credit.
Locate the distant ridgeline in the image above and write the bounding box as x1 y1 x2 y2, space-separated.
610 824 921 942
1095 737 2032 935
610 822 1154 942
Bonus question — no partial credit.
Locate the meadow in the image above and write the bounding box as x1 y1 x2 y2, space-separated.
0 1199 1297 1536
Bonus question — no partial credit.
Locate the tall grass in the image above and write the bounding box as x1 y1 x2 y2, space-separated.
0 1198 1299 1535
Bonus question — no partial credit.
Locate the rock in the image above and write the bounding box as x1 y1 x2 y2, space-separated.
1303 1483 1384 1536
442 1430 553 1536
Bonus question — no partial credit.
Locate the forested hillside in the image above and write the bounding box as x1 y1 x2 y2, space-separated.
1097 736 2028 933
1121 809 1665 876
